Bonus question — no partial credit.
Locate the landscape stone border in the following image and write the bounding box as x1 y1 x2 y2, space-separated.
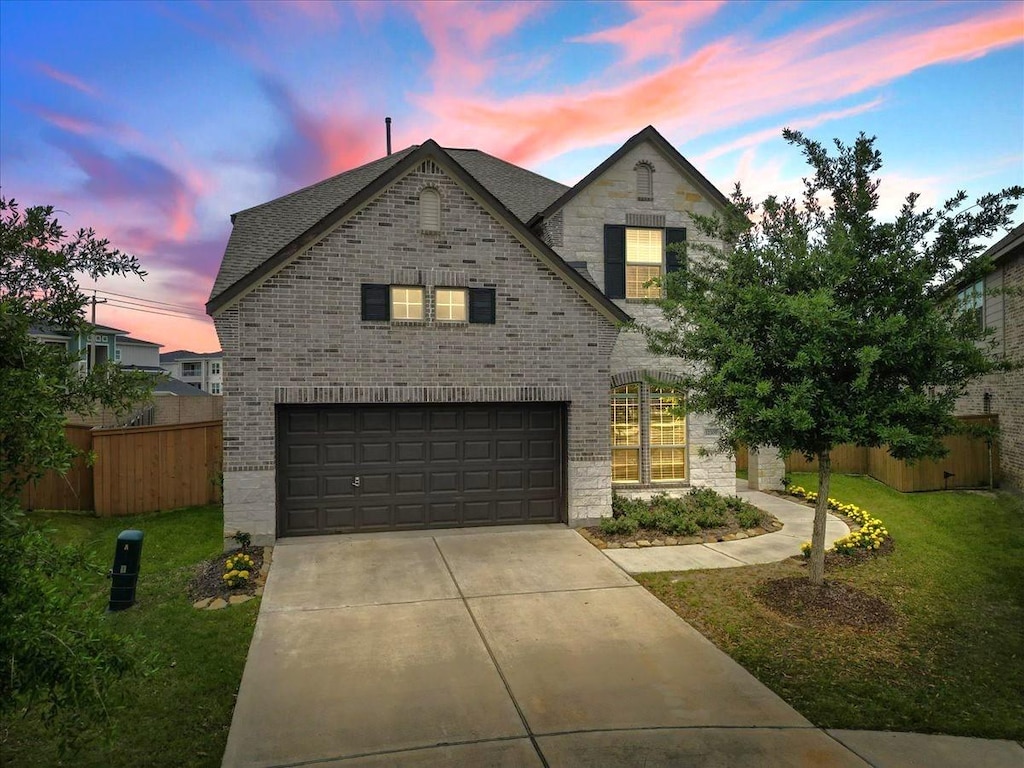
192 546 273 610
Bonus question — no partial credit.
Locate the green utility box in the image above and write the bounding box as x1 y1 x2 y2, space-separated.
108 529 144 611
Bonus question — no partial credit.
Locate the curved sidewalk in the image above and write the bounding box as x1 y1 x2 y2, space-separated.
603 489 850 574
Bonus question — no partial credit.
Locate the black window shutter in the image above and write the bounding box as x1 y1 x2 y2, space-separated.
604 224 626 299
468 288 496 324
361 284 390 321
665 228 687 273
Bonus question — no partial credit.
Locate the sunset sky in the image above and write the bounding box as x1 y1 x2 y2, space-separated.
1 0 1022 353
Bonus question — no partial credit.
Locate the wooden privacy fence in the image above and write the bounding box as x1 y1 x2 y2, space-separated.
19 421 222 516
18 425 96 511
736 415 999 492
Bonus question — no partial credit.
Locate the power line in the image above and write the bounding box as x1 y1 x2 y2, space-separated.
103 296 208 319
104 300 211 322
87 287 207 314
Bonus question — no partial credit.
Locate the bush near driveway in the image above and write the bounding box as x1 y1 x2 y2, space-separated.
1 505 256 768
638 473 1024 739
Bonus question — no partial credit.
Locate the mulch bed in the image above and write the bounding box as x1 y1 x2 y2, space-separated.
754 576 896 630
584 516 783 548
188 546 266 602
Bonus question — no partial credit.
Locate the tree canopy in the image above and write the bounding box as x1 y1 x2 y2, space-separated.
644 131 1022 584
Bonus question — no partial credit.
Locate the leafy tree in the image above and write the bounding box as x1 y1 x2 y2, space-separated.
644 132 1022 585
0 197 153 736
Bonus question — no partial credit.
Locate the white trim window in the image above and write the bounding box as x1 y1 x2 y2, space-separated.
210 361 221 375
211 382 222 395
435 288 467 322
625 228 663 299
390 286 425 320
611 384 641 483
956 279 984 331
611 382 687 485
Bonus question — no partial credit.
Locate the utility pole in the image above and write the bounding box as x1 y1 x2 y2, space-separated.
89 290 107 373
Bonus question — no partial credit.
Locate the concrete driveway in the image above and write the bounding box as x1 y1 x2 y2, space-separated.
222 526 867 768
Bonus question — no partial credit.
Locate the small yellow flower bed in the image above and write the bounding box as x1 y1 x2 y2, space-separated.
786 484 891 556
223 552 254 588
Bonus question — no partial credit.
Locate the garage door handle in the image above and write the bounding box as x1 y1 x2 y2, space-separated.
352 477 360 488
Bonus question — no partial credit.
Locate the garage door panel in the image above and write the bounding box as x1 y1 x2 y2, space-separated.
395 472 425 494
278 403 564 536
431 441 458 461
324 412 356 433
323 476 357 497
324 444 356 464
323 506 357 529
463 440 491 461
464 501 493 523
396 442 425 462
361 442 391 463
429 502 459 525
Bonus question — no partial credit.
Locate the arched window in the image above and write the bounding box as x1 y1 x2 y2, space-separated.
635 162 653 200
419 187 441 232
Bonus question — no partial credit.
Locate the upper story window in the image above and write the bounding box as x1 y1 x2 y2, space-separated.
635 162 654 201
182 362 202 377
436 288 467 322
626 228 663 299
419 187 441 232
391 286 424 320
114 348 122 362
210 361 221 375
956 279 984 331
211 382 222 395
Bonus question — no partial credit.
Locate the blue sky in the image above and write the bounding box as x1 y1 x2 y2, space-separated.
1 0 1021 350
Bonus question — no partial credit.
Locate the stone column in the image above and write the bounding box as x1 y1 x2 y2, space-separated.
748 445 786 491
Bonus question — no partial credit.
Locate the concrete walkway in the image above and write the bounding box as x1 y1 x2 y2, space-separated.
604 488 850 574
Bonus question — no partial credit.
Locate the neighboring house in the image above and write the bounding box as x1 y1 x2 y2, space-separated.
955 222 1024 491
30 323 127 373
115 334 163 371
207 125 740 544
160 350 224 394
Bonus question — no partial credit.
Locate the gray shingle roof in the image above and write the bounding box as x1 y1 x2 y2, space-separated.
208 146 569 304
160 349 224 362
154 376 212 396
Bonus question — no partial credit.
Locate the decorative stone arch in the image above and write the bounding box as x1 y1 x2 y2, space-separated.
610 368 683 389
634 161 654 201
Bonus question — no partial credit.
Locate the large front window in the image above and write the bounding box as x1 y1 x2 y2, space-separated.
436 288 467 321
611 383 687 484
626 228 663 299
611 384 640 482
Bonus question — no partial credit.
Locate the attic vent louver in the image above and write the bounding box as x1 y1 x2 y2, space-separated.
417 160 442 175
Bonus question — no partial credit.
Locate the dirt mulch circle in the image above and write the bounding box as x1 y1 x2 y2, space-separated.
754 576 896 630
188 546 266 602
584 516 783 548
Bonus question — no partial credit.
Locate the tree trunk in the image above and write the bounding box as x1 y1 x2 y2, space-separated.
809 451 832 586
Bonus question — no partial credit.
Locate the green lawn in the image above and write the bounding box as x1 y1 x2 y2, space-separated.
639 473 1024 739
2 506 255 767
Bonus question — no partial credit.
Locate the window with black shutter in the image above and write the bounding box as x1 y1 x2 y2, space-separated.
604 225 626 299
361 284 390 321
468 287 496 324
665 228 687 274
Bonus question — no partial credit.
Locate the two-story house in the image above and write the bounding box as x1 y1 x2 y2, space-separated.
207 126 754 545
160 350 225 394
955 222 1024 491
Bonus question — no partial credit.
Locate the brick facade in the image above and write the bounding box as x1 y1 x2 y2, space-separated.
214 161 618 543
956 251 1024 491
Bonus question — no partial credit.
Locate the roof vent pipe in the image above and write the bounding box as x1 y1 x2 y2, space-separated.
385 117 392 156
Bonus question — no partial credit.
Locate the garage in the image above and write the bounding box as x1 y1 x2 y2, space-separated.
276 403 567 536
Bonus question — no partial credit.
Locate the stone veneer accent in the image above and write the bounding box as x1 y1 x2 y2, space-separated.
214 158 619 543
748 446 786 492
544 138 736 497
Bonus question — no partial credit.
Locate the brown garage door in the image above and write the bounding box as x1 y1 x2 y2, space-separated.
277 403 566 536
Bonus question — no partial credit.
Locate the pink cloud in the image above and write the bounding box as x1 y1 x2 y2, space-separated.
571 0 725 65
32 62 100 96
410 3 1024 167
411 0 541 90
695 98 886 164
